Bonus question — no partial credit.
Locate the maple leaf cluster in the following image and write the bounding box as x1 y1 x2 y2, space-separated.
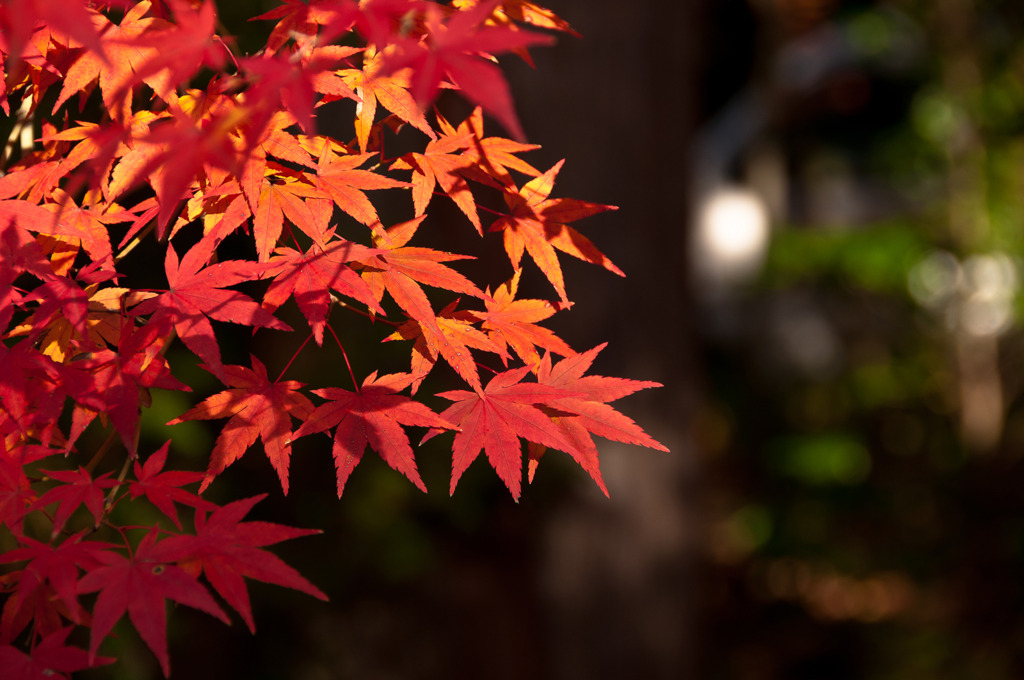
0 0 666 676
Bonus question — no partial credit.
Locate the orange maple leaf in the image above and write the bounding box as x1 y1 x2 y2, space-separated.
390 129 482 233
453 0 580 37
490 159 620 303
437 107 541 187
311 148 409 226
356 216 488 390
251 167 330 261
385 299 506 393
338 46 437 152
8 285 155 363
529 345 669 496
469 268 572 368
236 112 317 218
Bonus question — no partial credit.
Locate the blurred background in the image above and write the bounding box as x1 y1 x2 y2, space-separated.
82 0 1024 678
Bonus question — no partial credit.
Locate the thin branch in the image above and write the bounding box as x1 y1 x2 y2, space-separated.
84 426 120 474
102 420 140 516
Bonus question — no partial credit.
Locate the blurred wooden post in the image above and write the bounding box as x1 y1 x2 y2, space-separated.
506 2 707 677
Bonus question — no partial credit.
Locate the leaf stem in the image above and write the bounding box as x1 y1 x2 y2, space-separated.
329 292 400 327
475 203 510 218
327 322 359 391
276 331 314 382
478 362 500 375
428 189 508 219
214 35 241 73
285 221 305 252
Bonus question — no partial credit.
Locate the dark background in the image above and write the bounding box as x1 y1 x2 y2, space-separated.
77 0 1024 678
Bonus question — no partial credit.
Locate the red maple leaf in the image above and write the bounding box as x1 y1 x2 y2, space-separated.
0 626 110 680
30 468 115 537
129 441 216 529
530 345 668 495
381 0 555 140
0 340 66 447
256 0 421 53
63 321 189 452
120 0 223 105
39 119 135 200
453 0 580 37
77 530 229 676
0 198 122 268
20 275 91 346
429 365 580 500
0 215 51 330
262 237 383 345
364 215 486 300
10 284 155 366
132 104 246 230
0 584 71 648
51 1 171 118
41 197 134 271
292 372 457 496
253 0 360 55
0 158 62 204
146 494 327 633
241 44 360 135
0 533 112 639
255 115 318 169
490 160 620 303
0 1 112 74
166 357 315 495
0 448 37 538
236 113 317 216
131 231 289 379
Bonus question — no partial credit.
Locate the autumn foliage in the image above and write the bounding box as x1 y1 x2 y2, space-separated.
0 0 666 676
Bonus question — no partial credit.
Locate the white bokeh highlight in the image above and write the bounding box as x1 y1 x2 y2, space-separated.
692 186 771 288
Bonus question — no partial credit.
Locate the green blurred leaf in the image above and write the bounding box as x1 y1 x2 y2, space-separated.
769 433 872 485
